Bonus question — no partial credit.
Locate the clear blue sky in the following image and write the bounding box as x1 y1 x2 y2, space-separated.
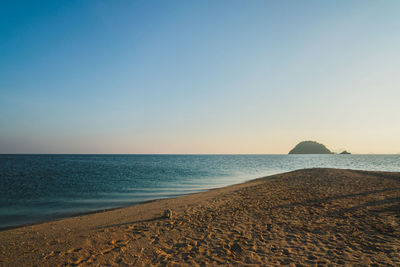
1 0 399 154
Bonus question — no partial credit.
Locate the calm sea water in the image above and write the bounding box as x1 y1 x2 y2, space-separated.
1 154 399 229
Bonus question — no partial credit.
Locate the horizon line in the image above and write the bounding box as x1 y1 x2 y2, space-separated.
1 153 399 155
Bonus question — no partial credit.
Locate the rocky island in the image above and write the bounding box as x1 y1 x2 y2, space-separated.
289 141 333 154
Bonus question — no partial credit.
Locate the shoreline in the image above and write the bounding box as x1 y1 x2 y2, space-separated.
0 194 195 232
1 168 399 266
0 185 239 232
0 177 256 232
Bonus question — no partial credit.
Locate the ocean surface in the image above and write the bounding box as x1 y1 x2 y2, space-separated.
1 154 400 229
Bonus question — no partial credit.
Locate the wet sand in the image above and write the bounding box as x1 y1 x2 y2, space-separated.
0 168 399 266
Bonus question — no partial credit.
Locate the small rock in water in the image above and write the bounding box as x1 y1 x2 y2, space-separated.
164 209 173 219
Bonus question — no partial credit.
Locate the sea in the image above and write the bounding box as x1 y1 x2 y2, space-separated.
1 154 399 229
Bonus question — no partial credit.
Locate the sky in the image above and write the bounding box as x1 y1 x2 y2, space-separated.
1 0 399 154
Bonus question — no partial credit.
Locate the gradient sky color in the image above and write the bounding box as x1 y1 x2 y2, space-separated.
1 0 399 154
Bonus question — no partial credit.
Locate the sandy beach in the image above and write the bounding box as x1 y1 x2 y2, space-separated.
0 168 399 266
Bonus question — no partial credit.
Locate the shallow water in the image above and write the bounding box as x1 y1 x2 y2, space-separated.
1 154 399 229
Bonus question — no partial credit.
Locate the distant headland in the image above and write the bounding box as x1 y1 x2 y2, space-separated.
289 141 351 154
289 141 332 154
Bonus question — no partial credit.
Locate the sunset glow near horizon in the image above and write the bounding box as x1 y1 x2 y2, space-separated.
1 1 399 154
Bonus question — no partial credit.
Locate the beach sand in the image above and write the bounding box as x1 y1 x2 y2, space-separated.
0 168 399 266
